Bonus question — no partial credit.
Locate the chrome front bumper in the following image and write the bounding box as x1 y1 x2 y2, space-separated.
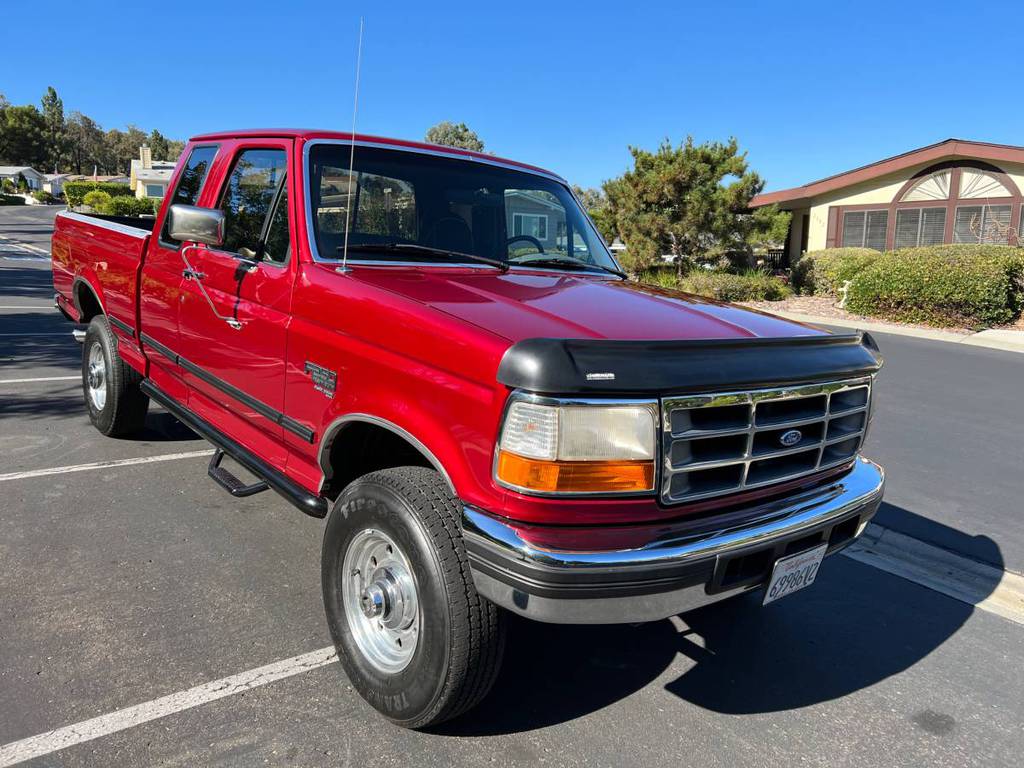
463 457 884 624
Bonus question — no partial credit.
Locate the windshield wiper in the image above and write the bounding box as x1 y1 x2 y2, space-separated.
509 255 627 279
339 243 509 272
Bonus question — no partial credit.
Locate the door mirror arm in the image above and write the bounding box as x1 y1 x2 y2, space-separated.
179 243 244 330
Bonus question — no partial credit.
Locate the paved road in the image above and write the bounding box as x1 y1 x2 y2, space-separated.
1 206 1021 767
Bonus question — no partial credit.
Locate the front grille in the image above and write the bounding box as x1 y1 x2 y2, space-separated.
661 378 871 504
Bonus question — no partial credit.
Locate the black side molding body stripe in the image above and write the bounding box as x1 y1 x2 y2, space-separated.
497 332 883 395
140 332 315 443
141 381 327 518
108 316 135 338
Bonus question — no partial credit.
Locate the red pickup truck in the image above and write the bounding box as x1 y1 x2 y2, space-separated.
52 129 884 727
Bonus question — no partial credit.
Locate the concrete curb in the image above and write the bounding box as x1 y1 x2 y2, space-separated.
844 523 1024 626
762 309 1024 354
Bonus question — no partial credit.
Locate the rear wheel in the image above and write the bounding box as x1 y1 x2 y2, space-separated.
322 466 505 728
82 316 149 436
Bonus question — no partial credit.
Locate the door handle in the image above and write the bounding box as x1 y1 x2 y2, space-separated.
182 268 206 281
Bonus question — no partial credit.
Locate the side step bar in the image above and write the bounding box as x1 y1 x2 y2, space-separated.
140 380 328 518
208 449 270 497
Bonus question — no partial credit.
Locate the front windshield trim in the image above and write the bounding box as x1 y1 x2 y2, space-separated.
302 138 622 273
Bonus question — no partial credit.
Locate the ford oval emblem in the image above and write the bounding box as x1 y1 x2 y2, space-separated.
779 429 803 447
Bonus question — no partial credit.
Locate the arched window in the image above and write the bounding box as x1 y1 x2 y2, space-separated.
899 170 950 202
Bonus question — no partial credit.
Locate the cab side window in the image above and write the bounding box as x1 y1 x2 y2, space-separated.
219 149 290 264
159 145 217 247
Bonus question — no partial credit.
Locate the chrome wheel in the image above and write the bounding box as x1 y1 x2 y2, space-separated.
86 342 107 411
342 529 420 673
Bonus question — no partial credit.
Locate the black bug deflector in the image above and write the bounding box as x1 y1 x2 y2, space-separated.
496 332 883 395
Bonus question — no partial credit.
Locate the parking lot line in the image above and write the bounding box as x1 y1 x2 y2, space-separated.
0 646 338 767
0 450 215 483
0 375 79 384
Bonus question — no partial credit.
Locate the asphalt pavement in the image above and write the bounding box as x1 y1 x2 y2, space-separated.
0 204 1021 767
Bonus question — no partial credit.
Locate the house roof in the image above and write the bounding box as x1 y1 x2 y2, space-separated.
136 168 173 183
0 166 42 177
751 138 1024 208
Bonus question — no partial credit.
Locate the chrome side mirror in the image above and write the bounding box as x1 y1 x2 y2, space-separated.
168 204 225 247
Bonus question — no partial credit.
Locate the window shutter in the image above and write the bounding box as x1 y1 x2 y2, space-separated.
954 206 982 243
918 208 946 246
981 205 1010 244
864 210 888 250
841 211 865 247
894 209 920 249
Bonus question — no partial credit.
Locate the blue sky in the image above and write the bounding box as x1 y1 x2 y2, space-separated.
4 0 1021 191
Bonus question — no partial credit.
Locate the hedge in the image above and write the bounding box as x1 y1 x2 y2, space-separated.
82 190 112 210
846 244 1024 328
64 181 133 207
31 190 56 204
791 248 879 296
103 196 159 217
676 270 793 302
0 194 26 206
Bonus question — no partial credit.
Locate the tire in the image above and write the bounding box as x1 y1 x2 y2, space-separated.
82 315 149 437
322 466 505 728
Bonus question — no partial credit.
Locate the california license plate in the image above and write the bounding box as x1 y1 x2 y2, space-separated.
762 543 827 605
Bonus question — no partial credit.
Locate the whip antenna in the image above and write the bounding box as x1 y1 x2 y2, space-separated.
340 17 364 273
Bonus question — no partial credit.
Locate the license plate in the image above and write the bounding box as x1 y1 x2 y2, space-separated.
762 543 827 605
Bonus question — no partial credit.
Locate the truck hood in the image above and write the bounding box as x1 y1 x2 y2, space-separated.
354 269 824 342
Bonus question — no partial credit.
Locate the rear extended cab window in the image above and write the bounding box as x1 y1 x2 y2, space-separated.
158 145 219 248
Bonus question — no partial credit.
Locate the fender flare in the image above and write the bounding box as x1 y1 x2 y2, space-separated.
71 274 105 319
318 413 457 496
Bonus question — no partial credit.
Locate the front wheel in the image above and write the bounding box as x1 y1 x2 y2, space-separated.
322 466 506 728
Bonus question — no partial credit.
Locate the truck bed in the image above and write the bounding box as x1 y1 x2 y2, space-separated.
51 210 154 366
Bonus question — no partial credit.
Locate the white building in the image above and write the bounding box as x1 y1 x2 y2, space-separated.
0 166 45 191
130 145 175 199
43 173 73 196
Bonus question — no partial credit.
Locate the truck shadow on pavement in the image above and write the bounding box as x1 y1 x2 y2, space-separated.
442 506 1002 734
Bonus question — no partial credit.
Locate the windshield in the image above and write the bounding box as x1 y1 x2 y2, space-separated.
307 144 619 273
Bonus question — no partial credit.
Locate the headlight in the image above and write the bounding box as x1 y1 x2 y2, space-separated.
495 396 658 495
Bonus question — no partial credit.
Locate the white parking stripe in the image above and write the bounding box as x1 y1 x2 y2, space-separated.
0 646 338 767
0 235 48 255
0 375 78 384
0 450 214 483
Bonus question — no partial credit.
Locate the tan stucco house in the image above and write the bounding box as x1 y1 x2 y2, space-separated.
130 145 175 199
751 139 1024 265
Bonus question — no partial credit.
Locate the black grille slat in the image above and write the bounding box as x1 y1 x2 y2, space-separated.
661 378 872 504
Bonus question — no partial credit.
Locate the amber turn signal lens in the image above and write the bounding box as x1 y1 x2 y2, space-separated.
496 450 655 494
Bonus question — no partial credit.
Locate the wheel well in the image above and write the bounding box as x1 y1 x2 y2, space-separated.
321 421 438 499
75 281 103 322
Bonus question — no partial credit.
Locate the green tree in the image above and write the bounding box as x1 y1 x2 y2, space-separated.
0 105 48 167
424 121 485 152
148 129 170 160
65 111 105 174
604 137 789 277
103 125 147 174
16 172 29 193
572 185 607 212
40 86 66 171
165 139 185 162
